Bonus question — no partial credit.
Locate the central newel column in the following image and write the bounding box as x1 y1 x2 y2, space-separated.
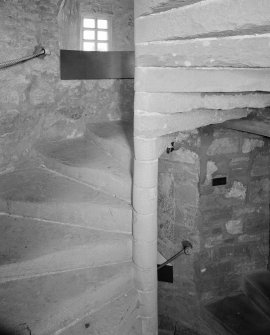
132 134 176 334
133 137 159 335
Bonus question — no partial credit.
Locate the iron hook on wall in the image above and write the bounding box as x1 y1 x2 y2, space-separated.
157 240 193 271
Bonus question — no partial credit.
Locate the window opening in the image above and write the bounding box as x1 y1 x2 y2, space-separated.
81 16 111 51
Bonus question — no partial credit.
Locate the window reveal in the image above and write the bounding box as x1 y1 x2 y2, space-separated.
81 17 111 52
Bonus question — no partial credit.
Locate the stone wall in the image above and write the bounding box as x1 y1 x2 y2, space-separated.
196 124 270 303
158 124 270 333
158 131 203 333
0 0 134 173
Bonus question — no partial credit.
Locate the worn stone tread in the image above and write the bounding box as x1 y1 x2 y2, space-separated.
134 108 251 138
135 0 203 18
0 262 134 335
36 137 132 202
136 34 270 68
0 213 131 270
0 168 132 233
136 67 270 93
135 0 270 43
135 92 270 114
0 167 127 205
57 287 140 335
86 120 133 170
222 119 270 138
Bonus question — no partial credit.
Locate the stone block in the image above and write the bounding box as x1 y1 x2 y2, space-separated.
0 109 20 137
238 234 263 243
135 0 202 18
213 246 235 260
205 161 218 184
207 138 239 156
204 234 224 249
158 173 175 212
222 118 270 138
200 188 243 209
29 80 55 106
174 167 199 185
135 92 270 115
251 154 270 177
136 34 270 68
200 208 233 227
159 159 180 174
0 86 20 105
200 261 234 280
248 178 270 203
233 244 252 258
242 138 264 153
134 108 251 138
136 0 270 43
229 156 250 176
225 181 246 201
234 260 260 275
158 210 175 243
175 183 199 207
135 67 270 93
198 272 240 301
175 206 198 230
243 214 269 234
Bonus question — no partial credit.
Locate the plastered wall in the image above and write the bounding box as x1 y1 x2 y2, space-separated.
0 0 134 173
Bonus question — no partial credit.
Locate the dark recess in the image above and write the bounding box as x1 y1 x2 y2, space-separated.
212 177 227 186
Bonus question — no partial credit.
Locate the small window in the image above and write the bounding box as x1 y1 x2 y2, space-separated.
81 16 111 52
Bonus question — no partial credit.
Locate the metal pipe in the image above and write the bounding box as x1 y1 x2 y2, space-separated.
0 45 50 70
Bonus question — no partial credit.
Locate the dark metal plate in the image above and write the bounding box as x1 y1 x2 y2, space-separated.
60 50 134 80
157 265 173 283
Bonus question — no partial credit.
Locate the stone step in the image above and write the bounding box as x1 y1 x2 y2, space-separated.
136 67 270 93
86 120 133 172
135 0 202 18
136 34 270 68
243 271 270 319
58 287 141 335
0 246 131 284
0 168 132 233
223 119 270 138
206 293 270 335
136 0 270 43
36 137 132 202
134 108 250 138
135 92 270 115
0 214 131 276
0 262 133 335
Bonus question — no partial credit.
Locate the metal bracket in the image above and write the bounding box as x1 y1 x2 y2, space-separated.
157 240 193 271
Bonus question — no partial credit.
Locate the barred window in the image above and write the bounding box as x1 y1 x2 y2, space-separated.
81 16 111 51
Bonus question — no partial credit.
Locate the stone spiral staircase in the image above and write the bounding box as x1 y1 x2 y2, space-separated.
0 121 142 335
